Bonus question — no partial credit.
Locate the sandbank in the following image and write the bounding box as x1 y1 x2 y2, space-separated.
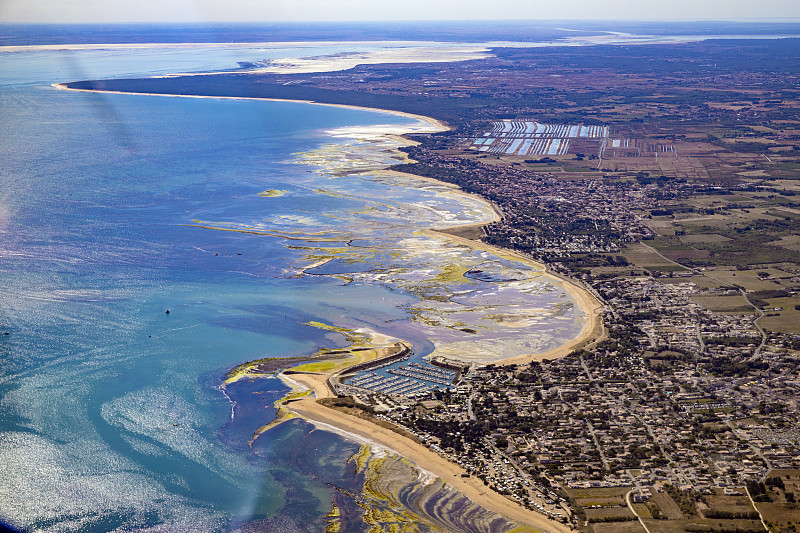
235 46 491 75
421 227 606 365
379 169 505 221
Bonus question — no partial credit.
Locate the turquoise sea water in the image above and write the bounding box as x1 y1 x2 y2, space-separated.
0 42 580 532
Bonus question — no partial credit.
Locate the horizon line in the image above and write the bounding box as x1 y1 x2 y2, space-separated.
3 17 800 25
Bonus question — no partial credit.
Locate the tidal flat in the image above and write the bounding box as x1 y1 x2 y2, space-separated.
219 111 594 531
269 129 588 363
1 37 592 532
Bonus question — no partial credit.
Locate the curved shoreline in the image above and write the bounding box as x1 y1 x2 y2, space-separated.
424 227 605 365
54 81 605 359
55 82 595 530
52 82 448 131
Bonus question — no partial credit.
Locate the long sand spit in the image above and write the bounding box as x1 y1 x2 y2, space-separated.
55 82 599 531
53 83 447 131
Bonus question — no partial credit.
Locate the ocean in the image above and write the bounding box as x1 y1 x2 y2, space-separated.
0 26 590 532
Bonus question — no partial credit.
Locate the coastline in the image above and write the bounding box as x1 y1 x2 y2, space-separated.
56 81 595 530
52 83 448 131
282 372 572 533
424 227 605 365
3 40 426 53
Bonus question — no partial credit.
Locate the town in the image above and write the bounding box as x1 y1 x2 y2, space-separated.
379 129 800 531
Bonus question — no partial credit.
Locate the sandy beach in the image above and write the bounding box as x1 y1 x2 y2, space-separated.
422 227 606 364
269 96 599 529
237 46 492 75
283 372 573 533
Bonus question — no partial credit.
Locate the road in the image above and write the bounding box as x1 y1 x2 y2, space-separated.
625 490 653 533
744 484 771 532
488 443 568 523
638 242 767 356
726 419 773 471
739 288 767 358
467 389 477 421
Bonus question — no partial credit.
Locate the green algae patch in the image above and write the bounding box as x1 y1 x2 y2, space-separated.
290 347 379 374
184 221 347 242
313 187 395 210
350 444 372 474
506 526 544 533
306 320 353 334
289 360 341 373
349 449 532 532
248 409 298 446
324 503 342 533
223 357 279 387
325 503 341 519
305 320 371 345
432 263 474 285
355 453 445 532
551 301 575 316
283 389 314 402
239 330 409 444
227 324 398 392
223 355 318 387
257 189 287 197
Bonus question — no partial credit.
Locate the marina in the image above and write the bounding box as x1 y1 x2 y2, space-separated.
339 360 457 397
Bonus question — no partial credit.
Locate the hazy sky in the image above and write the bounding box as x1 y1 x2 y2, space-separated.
2 0 799 23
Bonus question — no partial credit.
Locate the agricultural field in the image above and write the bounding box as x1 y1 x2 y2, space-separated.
457 75 800 187
571 486 774 533
759 305 800 334
650 492 684 520
457 106 800 184
690 294 754 313
568 487 642 531
754 470 800 533
588 521 644 533
633 489 768 533
583 506 636 522
640 518 764 533
568 486 631 507
699 269 794 292
625 177 800 332
770 234 800 251
700 492 761 519
621 242 688 273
